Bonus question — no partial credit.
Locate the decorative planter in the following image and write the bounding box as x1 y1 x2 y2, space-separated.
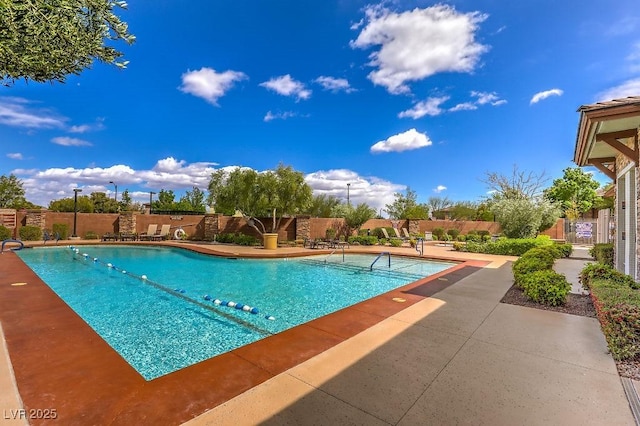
263 233 278 250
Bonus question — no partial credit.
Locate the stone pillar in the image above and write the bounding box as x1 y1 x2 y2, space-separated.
408 219 420 235
204 213 222 241
296 215 311 240
25 209 46 229
118 212 136 234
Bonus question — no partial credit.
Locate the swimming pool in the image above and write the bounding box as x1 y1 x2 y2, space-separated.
17 245 456 380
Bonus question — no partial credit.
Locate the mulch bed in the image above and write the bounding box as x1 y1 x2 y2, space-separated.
500 285 596 318
501 285 640 380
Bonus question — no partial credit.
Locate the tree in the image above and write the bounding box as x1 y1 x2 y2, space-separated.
0 174 28 208
48 195 94 212
483 165 548 200
119 189 133 211
427 196 452 219
491 198 560 239
1 0 135 85
306 194 341 217
207 164 312 235
448 201 479 221
544 167 602 219
344 203 376 236
153 189 177 211
179 187 206 212
90 192 119 213
385 188 429 219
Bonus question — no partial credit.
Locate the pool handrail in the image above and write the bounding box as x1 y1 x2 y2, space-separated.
415 238 424 256
1 239 24 253
324 245 346 263
370 251 391 271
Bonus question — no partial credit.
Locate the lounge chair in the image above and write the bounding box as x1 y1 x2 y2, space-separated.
392 228 403 239
402 228 411 239
381 228 391 239
139 224 158 241
154 224 171 241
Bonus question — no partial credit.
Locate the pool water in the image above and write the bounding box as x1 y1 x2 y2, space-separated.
17 246 455 380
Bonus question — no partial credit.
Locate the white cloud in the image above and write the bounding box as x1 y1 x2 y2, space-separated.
370 128 432 153
264 111 298 122
471 91 506 106
314 76 355 93
304 168 404 212
179 67 247 105
449 102 477 112
7 153 23 160
260 74 311 100
530 88 563 104
433 185 447 193
350 4 489 94
596 77 640 101
398 96 450 119
0 97 66 128
51 136 92 147
69 119 105 133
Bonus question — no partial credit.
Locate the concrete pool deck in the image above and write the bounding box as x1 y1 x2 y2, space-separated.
0 241 635 425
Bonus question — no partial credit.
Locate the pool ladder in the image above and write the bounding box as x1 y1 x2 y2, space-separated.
1 239 23 253
370 251 391 271
415 238 424 256
324 245 346 263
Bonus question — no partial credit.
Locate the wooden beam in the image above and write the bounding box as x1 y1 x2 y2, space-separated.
588 157 616 180
598 134 638 164
596 129 638 140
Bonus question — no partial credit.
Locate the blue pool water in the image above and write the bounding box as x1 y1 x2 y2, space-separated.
17 245 455 380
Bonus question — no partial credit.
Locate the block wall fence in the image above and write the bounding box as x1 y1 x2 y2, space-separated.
10 210 565 241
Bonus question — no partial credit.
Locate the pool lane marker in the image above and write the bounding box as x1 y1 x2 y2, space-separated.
68 246 274 337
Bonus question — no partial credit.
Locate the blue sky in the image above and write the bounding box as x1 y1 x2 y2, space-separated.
2 0 639 212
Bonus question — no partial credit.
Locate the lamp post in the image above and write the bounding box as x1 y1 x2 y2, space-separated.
109 181 118 201
72 188 82 238
347 183 351 207
149 191 156 214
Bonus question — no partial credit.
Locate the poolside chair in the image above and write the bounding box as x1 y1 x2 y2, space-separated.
154 224 171 241
402 228 411 239
139 224 158 241
392 228 403 239
381 228 391 239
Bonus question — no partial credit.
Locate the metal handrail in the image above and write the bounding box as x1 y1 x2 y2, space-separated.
324 244 346 263
1 239 23 253
415 238 424 256
370 251 391 271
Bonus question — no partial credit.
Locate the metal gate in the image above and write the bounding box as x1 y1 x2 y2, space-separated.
564 218 598 244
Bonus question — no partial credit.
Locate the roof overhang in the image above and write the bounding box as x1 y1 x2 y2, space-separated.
574 97 640 180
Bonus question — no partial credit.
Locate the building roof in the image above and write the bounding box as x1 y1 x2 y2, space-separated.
573 96 640 180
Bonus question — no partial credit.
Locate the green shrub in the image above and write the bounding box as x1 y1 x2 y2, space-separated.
85 231 99 240
432 227 445 240
52 223 69 240
520 270 570 306
216 233 259 246
389 238 403 247
454 237 551 256
521 246 560 263
0 225 11 240
589 277 640 360
19 225 42 241
456 234 466 242
446 229 460 239
512 256 554 287
466 230 478 236
348 235 378 246
579 262 639 291
325 228 336 240
477 230 490 238
590 243 614 267
464 233 481 242
556 243 573 258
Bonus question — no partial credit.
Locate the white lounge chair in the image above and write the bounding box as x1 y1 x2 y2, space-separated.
154 224 171 240
139 224 158 241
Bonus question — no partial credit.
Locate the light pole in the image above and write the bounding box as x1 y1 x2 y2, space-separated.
109 181 118 202
72 188 82 238
149 191 156 214
347 183 351 207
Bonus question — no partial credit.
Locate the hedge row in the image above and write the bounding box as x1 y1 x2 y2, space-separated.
589 243 614 267
580 263 640 360
454 236 573 257
512 245 570 306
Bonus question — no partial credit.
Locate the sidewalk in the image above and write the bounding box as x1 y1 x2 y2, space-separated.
188 260 635 425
